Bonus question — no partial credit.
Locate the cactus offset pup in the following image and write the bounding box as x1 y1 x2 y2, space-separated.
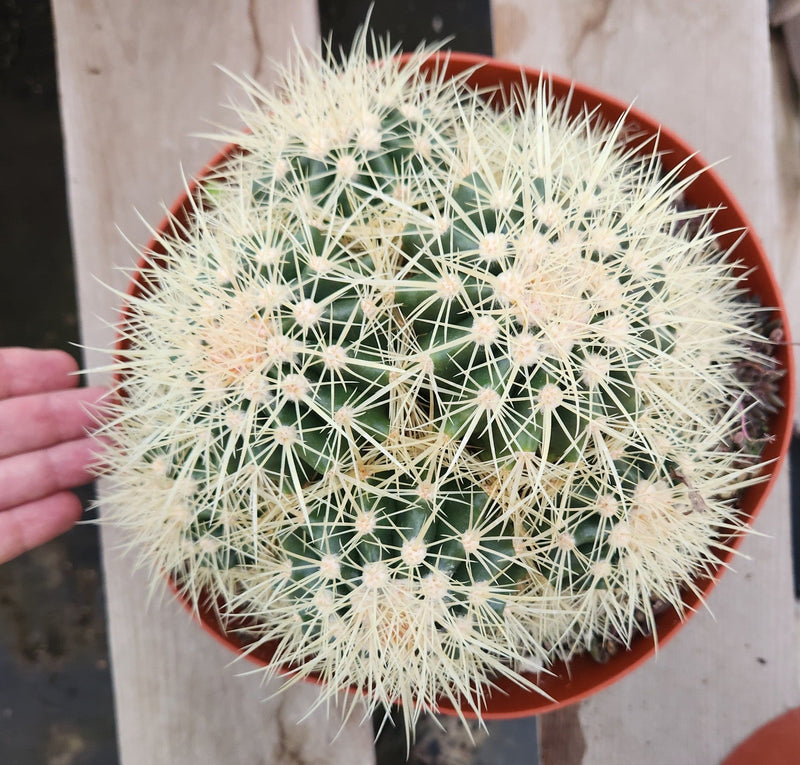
98 36 783 730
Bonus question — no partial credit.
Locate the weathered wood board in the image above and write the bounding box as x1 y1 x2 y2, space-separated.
491 1 800 762
52 3 375 763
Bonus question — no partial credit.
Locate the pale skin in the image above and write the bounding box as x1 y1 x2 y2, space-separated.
0 348 104 564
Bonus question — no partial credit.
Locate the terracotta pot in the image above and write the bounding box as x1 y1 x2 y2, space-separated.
118 51 795 719
721 706 800 765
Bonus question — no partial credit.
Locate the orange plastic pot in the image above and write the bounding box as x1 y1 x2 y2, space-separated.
721 706 800 765
117 51 795 719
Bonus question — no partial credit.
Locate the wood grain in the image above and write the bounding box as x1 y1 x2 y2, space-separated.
491 1 800 763
772 19 800 425
51 2 375 763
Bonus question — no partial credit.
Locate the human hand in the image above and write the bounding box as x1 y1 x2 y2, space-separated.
0 348 105 564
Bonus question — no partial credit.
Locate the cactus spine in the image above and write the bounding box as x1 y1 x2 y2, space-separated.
98 32 778 730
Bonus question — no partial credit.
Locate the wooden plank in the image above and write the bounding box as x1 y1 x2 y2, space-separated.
773 16 800 424
51 2 375 763
491 1 799 763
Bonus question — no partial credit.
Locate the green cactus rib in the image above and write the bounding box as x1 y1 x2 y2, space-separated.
97 33 780 731
277 471 520 623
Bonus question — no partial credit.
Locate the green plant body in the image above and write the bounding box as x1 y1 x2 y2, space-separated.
98 33 779 731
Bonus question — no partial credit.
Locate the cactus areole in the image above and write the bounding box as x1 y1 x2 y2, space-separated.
102 40 793 729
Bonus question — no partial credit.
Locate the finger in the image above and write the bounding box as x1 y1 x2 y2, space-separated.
0 348 80 400
0 438 97 512
0 386 107 459
0 491 83 565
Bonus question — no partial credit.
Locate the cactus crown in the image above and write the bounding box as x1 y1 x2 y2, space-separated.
98 30 777 733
